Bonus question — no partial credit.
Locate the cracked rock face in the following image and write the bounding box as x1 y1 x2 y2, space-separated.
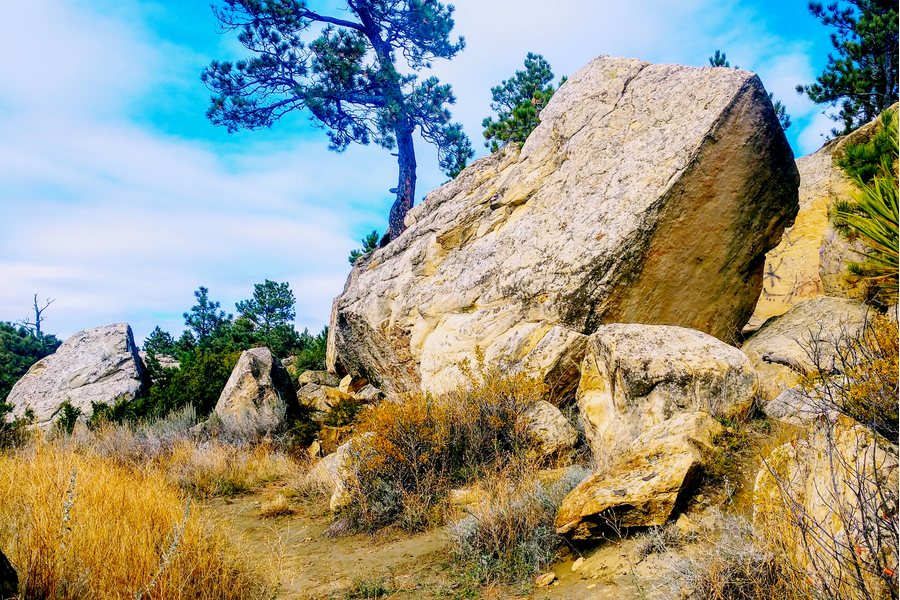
5 323 145 428
327 55 799 401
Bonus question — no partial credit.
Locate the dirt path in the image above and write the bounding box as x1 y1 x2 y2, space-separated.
204 482 674 600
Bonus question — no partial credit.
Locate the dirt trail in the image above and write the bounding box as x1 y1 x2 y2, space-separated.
205 482 671 600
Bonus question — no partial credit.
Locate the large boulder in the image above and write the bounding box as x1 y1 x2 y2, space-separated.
214 347 298 433
5 323 145 428
556 412 723 538
746 109 893 330
327 55 798 401
754 416 898 597
577 324 757 459
741 296 867 401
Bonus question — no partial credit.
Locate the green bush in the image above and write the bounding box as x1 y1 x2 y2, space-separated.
0 322 61 402
54 401 82 436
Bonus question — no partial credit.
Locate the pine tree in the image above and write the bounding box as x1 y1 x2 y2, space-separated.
797 0 898 134
202 0 474 242
235 280 296 340
482 53 565 152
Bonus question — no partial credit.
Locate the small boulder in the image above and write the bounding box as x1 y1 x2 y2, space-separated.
352 383 384 403
297 369 342 388
318 424 353 455
305 433 373 512
0 546 16 600
214 347 298 434
5 323 145 429
523 400 577 458
339 375 369 395
297 383 354 419
577 324 756 459
556 412 723 538
741 296 867 400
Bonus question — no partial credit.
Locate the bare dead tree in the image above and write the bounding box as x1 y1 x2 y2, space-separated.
17 294 55 337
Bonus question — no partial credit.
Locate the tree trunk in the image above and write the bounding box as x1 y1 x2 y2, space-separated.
387 125 417 242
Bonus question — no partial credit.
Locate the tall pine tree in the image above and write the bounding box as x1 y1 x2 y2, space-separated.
797 0 898 134
202 0 474 242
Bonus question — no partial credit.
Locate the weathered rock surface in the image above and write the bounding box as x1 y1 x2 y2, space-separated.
6 323 145 428
338 375 368 395
214 347 298 433
327 55 799 401
297 370 342 388
352 383 384 403
747 110 891 330
556 412 723 538
523 400 578 458
305 434 372 512
741 296 867 400
577 324 756 459
297 383 354 418
0 546 16 600
754 415 898 595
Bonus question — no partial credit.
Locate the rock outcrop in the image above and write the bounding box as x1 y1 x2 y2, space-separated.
741 296 867 401
556 412 723 538
746 109 892 330
5 323 145 428
327 55 798 401
214 347 298 433
577 324 756 458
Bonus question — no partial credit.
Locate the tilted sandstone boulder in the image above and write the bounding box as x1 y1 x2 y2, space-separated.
741 296 867 401
556 412 723 538
747 109 893 330
327 55 798 401
214 347 298 433
523 400 578 458
577 324 757 459
138 351 179 371
6 323 146 428
754 416 898 596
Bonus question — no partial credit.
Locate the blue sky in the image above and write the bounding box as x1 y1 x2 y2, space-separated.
0 0 842 344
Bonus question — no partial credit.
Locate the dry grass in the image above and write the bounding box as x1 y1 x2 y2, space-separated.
259 493 293 518
446 463 590 584
0 440 276 600
165 439 301 498
662 514 809 600
346 354 549 530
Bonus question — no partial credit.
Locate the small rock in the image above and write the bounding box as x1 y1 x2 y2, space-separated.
308 440 321 458
674 513 695 535
535 572 556 586
338 375 368 395
572 557 584 572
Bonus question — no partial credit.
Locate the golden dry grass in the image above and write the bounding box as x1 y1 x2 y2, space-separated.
0 439 277 600
164 438 301 498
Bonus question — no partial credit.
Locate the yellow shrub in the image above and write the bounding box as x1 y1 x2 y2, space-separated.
0 443 273 600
